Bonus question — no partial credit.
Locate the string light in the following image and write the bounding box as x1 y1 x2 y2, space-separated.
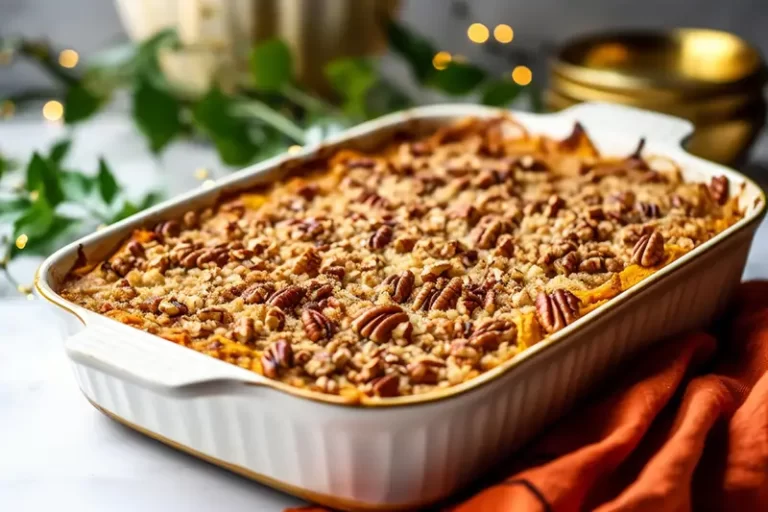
467 23 489 44
194 167 209 180
512 66 533 86
58 49 79 68
42 100 64 122
288 145 302 155
202 179 216 189
1 100 14 118
15 234 28 250
493 24 514 43
432 51 452 70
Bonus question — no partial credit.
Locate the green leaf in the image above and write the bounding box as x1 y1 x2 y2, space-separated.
365 80 413 118
64 84 105 124
193 88 258 166
138 191 163 210
0 152 18 179
13 214 80 257
48 139 72 166
304 118 349 146
59 171 95 202
0 197 31 224
97 158 119 205
481 80 522 107
232 100 305 143
109 201 140 223
11 196 55 256
133 76 182 152
529 85 544 113
249 39 293 91
429 62 487 96
325 58 377 118
26 153 64 207
386 19 437 83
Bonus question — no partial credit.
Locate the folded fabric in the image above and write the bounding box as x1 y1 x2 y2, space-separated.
287 281 768 512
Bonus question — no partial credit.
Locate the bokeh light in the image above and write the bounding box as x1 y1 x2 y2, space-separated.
42 100 64 121
494 24 514 43
512 65 533 86
432 51 452 70
58 49 79 68
15 234 28 250
467 23 489 44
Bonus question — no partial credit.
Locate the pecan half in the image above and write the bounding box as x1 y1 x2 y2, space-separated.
578 256 604 274
197 307 231 323
382 270 414 303
301 308 335 342
394 236 417 253
407 358 445 384
369 225 394 249
412 282 439 311
242 283 275 304
554 251 580 275
472 216 512 249
544 195 565 218
139 296 163 314
535 289 580 334
709 175 729 205
448 203 481 225
126 240 145 259
154 220 181 240
158 298 188 317
359 190 390 209
321 265 346 281
370 374 400 397
632 231 665 267
352 305 410 343
431 277 462 311
182 210 199 229
267 285 305 309
233 317 255 343
636 201 661 219
265 307 286 331
469 319 517 349
293 248 322 276
261 340 293 379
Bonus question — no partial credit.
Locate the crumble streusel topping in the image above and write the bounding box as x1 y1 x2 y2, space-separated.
60 116 742 400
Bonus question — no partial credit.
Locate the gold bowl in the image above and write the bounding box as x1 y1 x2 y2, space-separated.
547 29 767 165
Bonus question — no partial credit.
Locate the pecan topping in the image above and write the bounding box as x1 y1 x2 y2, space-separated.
126 241 145 259
578 256 604 274
370 374 400 397
154 220 181 240
233 317 255 343
139 296 163 314
147 255 169 273
197 307 231 323
636 201 661 219
382 270 414 303
431 277 462 311
469 319 517 349
394 236 417 253
158 298 188 317
412 282 439 311
265 307 286 331
554 251 580 275
293 248 322 276
321 265 346 281
369 225 394 249
310 283 334 302
261 340 293 379
709 175 729 205
407 358 445 384
359 190 389 209
182 211 199 229
352 305 410 343
242 283 275 304
302 308 335 342
544 195 565 218
632 231 665 267
535 289 580 334
267 285 305 310
449 204 481 225
472 216 512 249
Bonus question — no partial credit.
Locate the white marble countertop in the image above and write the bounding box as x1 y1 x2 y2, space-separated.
2 109 767 511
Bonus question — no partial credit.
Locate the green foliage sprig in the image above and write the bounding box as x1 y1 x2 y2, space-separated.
0 19 538 291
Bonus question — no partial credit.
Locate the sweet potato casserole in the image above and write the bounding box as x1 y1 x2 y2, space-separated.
60 116 743 400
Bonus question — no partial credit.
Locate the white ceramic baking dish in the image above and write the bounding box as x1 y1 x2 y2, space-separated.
37 103 766 511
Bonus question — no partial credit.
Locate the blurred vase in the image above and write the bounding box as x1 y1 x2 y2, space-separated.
114 0 399 95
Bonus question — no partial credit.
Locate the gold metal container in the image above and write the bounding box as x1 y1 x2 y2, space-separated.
547 29 767 165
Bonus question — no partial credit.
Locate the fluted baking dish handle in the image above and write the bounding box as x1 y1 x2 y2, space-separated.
556 102 695 146
65 319 265 397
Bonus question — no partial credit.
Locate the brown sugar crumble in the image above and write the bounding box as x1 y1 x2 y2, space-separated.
59 116 743 399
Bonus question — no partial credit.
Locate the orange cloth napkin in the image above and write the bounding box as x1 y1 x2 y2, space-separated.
288 281 768 512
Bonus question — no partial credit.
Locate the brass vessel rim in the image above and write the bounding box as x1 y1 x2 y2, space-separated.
552 28 768 97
